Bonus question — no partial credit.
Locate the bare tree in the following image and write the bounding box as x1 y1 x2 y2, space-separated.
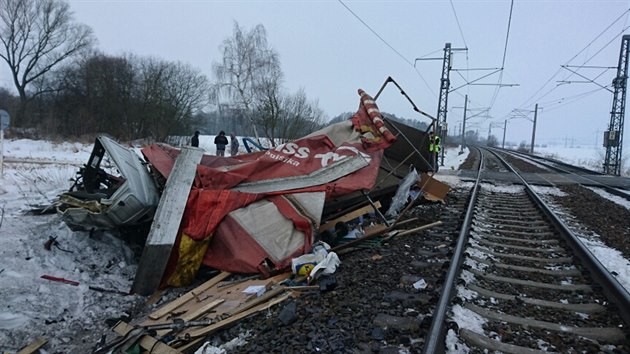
276 89 324 143
212 22 281 142
133 56 209 140
0 0 95 125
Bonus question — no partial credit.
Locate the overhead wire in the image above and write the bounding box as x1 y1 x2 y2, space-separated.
540 87 606 111
488 0 514 110
449 0 470 94
542 88 606 108
520 23 630 112
518 8 630 110
337 0 437 99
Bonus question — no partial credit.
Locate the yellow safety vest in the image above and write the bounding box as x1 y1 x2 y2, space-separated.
429 136 441 152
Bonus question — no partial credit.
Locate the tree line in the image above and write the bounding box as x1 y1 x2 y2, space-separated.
0 0 324 143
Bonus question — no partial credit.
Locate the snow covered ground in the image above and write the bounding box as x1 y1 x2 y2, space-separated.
0 138 628 353
0 138 146 353
532 145 630 176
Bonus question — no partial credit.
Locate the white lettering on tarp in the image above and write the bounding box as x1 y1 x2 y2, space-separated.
274 142 310 159
264 151 301 167
315 146 371 167
266 142 370 168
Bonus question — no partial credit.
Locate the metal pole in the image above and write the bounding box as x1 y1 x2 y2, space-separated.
437 43 452 167
460 95 467 153
502 119 507 148
0 128 3 178
530 103 538 153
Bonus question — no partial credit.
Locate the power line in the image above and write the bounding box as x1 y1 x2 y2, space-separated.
337 0 412 67
488 0 514 109
543 88 606 112
449 0 468 49
519 8 630 110
449 0 470 95
337 0 437 98
524 24 630 110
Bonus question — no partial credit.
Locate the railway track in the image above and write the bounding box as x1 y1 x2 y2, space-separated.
496 148 630 202
424 147 630 353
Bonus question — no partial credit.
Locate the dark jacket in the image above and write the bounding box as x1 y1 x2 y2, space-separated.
214 135 228 150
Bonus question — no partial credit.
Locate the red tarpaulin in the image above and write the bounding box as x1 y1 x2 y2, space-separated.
141 89 397 286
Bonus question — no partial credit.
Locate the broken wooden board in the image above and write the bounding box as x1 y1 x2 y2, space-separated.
143 272 291 330
132 147 204 296
112 321 181 354
16 338 47 354
319 201 381 232
149 271 231 320
394 220 443 237
177 292 293 352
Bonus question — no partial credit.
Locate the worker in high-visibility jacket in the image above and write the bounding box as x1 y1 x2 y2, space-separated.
428 131 441 172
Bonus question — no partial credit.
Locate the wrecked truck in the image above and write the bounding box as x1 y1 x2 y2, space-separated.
58 85 445 295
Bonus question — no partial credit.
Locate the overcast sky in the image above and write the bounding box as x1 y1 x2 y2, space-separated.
2 0 630 149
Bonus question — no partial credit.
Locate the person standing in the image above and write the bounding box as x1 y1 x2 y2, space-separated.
214 131 228 156
191 131 200 147
229 133 240 156
428 131 441 172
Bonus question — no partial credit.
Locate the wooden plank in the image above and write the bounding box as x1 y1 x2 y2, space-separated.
17 338 47 354
149 271 231 320
131 147 204 296
395 221 442 237
144 289 165 307
181 299 224 321
113 321 181 354
182 292 291 343
319 201 381 232
226 286 287 316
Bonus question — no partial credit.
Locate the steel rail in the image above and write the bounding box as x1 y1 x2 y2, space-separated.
489 148 630 326
499 147 605 175
422 147 484 354
496 147 630 200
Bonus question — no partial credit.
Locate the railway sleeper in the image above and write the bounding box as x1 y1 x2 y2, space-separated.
471 228 556 238
469 246 573 264
472 238 565 253
466 283 605 313
477 216 548 226
463 303 626 343
467 268 592 292
467 256 581 277
460 328 560 354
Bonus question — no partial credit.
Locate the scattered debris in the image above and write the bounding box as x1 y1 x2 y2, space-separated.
277 300 298 326
88 285 130 296
40 274 79 286
413 278 428 290
16 337 47 354
43 236 73 253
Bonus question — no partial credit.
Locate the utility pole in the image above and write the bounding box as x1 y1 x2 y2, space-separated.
604 34 630 175
511 105 540 153
502 119 507 149
530 103 538 153
460 94 468 153
436 43 452 166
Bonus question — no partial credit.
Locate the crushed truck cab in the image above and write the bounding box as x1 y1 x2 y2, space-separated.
57 135 160 231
